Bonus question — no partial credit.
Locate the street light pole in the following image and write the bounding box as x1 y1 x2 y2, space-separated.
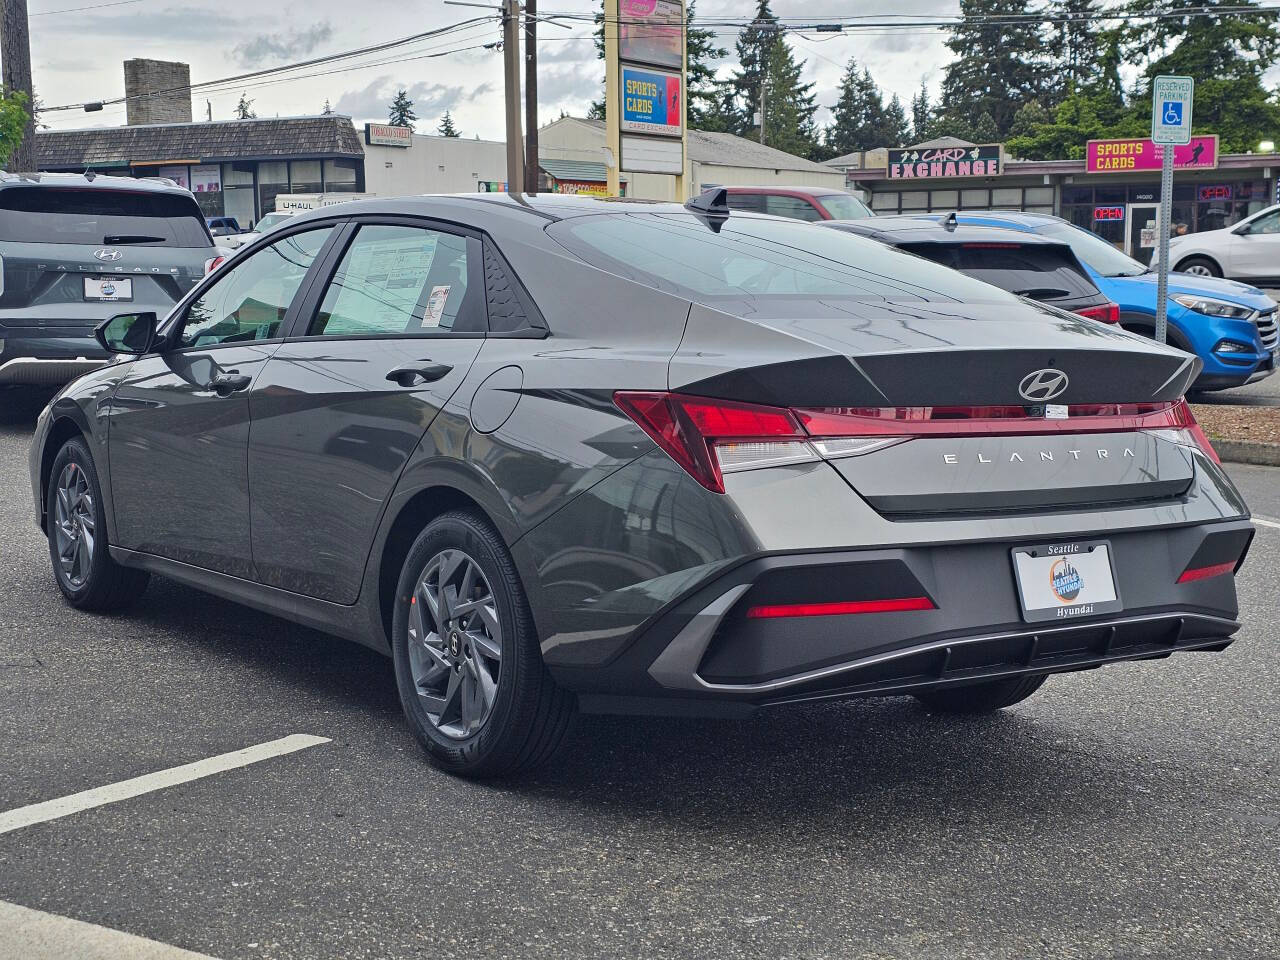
502 0 525 195
524 0 538 194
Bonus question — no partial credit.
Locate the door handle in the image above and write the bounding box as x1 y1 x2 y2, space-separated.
209 371 252 396
386 362 453 387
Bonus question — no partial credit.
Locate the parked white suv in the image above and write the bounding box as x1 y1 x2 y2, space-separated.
1154 203 1280 285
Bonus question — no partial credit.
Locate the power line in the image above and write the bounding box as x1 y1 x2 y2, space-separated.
40 15 498 113
30 0 143 15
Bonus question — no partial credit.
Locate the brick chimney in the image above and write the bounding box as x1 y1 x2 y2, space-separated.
123 59 192 125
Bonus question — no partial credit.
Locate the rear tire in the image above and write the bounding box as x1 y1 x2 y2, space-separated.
913 674 1047 714
391 510 575 777
46 437 150 611
1176 255 1221 278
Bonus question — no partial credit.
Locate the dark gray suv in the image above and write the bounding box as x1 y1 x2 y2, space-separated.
29 193 1254 777
0 172 213 387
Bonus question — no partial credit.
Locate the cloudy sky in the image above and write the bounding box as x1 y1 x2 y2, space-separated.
32 0 959 139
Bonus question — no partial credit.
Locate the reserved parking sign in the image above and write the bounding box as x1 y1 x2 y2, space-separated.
1151 75 1193 145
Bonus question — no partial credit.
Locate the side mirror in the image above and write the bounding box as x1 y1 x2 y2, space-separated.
1231 222 1251 236
95 312 157 356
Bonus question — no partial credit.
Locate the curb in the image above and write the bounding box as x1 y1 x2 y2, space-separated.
1209 438 1280 467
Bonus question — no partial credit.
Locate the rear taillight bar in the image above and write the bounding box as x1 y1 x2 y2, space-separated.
614 393 1219 494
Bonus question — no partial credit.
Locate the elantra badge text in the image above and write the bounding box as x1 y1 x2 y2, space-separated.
1018 368 1069 402
943 447 1136 464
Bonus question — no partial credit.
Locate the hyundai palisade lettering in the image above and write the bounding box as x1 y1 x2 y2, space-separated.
29 192 1254 777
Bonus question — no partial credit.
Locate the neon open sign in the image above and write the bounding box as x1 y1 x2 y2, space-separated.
1197 185 1232 201
1093 206 1125 221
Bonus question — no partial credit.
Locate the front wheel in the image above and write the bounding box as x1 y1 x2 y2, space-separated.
46 437 150 611
1176 255 1222 278
391 511 575 777
913 674 1046 714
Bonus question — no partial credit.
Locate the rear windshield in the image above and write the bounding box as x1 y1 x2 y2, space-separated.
897 241 1099 302
0 187 211 247
549 213 1019 304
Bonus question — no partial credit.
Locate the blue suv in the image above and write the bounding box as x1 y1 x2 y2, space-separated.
933 211 1276 392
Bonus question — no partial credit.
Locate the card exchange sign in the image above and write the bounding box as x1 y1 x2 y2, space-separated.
620 65 682 137
887 144 1001 179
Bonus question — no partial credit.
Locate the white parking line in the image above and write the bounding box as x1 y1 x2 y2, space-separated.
0 734 329 836
0 899 221 960
1254 516 1280 531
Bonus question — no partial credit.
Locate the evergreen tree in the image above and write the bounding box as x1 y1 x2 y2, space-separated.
388 89 417 129
235 92 256 120
1123 0 1280 152
910 80 933 142
882 94 911 147
686 1 730 129
1045 0 1105 103
939 0 1051 139
729 0 781 137
437 110 460 137
826 60 886 154
322 98 332 115
755 26 819 155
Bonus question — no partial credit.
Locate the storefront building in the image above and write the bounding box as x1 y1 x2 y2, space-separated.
843 137 1280 264
35 115 366 229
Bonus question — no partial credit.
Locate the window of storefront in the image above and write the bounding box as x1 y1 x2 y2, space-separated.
223 163 256 229
869 184 1059 215
258 161 289 215
289 159 323 194
323 158 361 192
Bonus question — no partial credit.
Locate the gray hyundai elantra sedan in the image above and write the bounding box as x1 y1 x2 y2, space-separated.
29 192 1255 776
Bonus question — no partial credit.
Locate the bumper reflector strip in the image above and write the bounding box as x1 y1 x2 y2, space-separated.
745 596 935 619
1177 561 1237 584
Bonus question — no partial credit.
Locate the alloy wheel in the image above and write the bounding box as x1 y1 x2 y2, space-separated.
1184 264 1212 277
406 548 502 739
53 462 95 588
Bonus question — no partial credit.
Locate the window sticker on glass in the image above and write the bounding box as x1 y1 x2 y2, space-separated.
423 285 451 327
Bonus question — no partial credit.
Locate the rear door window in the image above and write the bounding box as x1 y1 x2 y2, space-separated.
0 187 212 247
897 242 1100 302
763 195 824 221
724 193 766 214
308 224 483 337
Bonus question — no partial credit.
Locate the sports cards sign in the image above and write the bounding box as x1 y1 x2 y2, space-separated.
620 65 682 137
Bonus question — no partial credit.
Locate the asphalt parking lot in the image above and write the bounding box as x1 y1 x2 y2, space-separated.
0 388 1277 960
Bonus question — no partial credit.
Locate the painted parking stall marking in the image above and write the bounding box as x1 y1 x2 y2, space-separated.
0 734 329 836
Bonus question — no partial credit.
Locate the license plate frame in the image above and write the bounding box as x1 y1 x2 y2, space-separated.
1010 540 1122 623
84 276 132 302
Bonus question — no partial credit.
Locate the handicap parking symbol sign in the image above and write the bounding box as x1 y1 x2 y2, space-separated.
1162 101 1184 125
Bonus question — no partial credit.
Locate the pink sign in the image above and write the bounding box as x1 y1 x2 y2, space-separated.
1086 136 1218 173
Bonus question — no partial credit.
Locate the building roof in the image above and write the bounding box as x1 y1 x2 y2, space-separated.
539 158 627 183
36 115 364 169
559 117 837 175
825 151 862 169
908 136 977 149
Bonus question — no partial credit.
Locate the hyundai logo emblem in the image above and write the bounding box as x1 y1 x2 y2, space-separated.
1018 368 1069 402
93 248 123 262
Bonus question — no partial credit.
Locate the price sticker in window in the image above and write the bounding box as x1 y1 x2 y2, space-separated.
423 285 451 327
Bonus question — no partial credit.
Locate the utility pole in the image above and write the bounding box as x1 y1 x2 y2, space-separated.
502 0 525 194
1 0 37 171
523 0 538 194
604 0 619 197
758 73 767 145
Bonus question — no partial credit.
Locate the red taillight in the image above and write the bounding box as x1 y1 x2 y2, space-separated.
1177 561 1236 583
1075 302 1120 324
204 256 226 274
613 392 806 494
746 597 935 619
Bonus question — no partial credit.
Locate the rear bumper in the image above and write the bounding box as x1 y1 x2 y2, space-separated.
0 331 108 385
559 519 1253 716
